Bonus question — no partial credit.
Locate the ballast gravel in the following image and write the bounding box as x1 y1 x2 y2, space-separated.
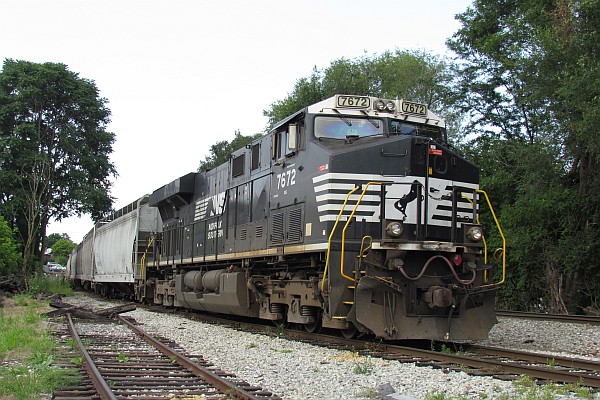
63 295 600 399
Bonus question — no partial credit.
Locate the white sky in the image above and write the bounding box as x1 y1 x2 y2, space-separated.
1 0 472 243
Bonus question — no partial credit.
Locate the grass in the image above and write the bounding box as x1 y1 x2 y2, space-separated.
512 376 593 399
0 353 73 400
354 387 379 399
330 350 375 375
0 296 55 358
271 348 293 354
352 357 374 374
0 283 79 399
275 323 286 336
431 340 467 356
27 274 74 297
423 376 594 399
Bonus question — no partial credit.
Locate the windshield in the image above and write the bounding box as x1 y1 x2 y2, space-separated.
390 120 445 142
315 116 383 139
390 121 418 135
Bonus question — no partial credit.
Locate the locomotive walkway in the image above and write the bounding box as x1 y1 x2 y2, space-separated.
51 307 280 400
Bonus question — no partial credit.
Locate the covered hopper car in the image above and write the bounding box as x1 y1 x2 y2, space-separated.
67 196 162 297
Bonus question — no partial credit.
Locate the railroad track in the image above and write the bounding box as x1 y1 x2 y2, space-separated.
168 308 600 389
284 332 600 389
57 296 600 393
52 312 281 400
496 310 600 325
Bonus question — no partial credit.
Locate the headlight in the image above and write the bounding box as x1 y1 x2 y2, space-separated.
386 101 395 112
386 221 403 238
374 99 386 112
467 226 483 242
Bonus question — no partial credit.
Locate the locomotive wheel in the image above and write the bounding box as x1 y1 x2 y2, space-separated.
341 324 357 339
270 311 288 329
303 316 321 333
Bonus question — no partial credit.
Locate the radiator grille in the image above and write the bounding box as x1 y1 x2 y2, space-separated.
287 208 303 243
271 212 284 245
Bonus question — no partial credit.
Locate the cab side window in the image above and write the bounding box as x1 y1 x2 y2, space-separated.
232 154 245 177
251 144 260 171
272 123 302 161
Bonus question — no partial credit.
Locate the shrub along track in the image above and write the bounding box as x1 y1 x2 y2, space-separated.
51 311 281 400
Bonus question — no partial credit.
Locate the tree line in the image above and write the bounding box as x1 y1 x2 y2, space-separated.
1 0 598 312
449 0 600 313
0 59 115 283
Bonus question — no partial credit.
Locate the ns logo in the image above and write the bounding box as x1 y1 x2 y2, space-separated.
194 191 226 221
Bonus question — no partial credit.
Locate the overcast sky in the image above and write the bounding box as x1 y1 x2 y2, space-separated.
1 0 472 243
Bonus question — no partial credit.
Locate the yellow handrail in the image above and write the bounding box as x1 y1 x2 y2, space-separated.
321 185 361 292
340 182 384 282
139 236 155 281
476 189 507 288
461 191 506 285
359 235 373 258
320 185 506 292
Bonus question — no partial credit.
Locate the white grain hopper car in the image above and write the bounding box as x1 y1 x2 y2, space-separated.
66 195 162 296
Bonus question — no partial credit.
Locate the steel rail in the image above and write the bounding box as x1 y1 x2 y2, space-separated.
140 301 600 388
372 343 600 388
281 329 600 388
467 344 600 371
497 310 600 325
117 315 265 400
65 313 118 400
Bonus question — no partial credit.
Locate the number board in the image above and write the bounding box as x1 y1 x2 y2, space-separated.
336 95 371 109
401 101 427 116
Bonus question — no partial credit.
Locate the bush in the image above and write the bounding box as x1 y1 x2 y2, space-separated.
27 274 73 297
50 238 76 266
0 216 21 275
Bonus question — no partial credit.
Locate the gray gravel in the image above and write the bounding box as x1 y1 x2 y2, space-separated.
481 317 600 360
63 294 600 399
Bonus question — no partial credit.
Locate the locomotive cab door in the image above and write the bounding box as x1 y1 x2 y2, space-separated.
269 121 308 247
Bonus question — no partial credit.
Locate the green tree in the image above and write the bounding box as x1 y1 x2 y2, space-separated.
198 130 262 171
46 233 70 249
263 50 455 132
50 238 76 266
448 0 600 312
0 59 116 277
447 0 555 143
264 69 324 130
464 138 574 311
0 216 21 275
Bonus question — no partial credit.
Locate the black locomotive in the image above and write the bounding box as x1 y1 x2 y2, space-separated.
69 95 506 341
